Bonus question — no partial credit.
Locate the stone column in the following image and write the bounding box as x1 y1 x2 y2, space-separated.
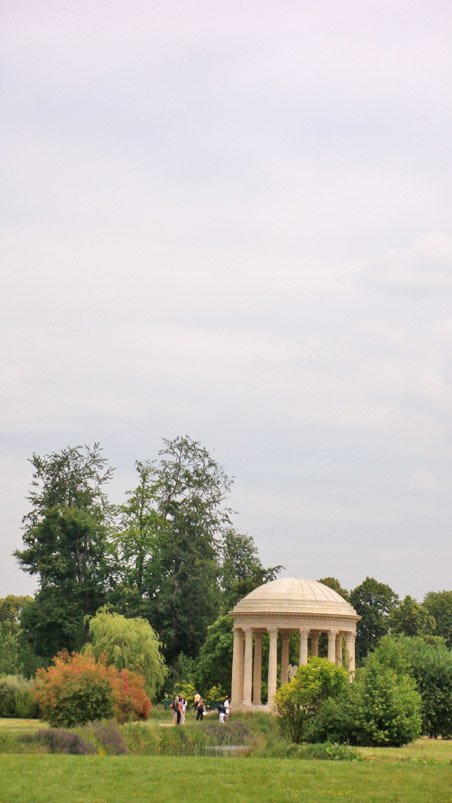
335 634 343 666
310 631 319 657
280 632 290 685
299 628 309 665
231 628 244 706
242 628 254 705
346 633 356 674
327 630 338 663
253 633 263 705
267 627 278 706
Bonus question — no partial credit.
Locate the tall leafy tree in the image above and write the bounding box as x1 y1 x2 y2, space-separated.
0 595 32 675
23 443 113 522
194 614 234 694
113 437 277 663
19 588 87 663
119 436 233 662
152 435 233 518
112 460 162 615
388 595 436 637
350 577 398 663
423 591 452 648
15 444 114 659
147 500 221 661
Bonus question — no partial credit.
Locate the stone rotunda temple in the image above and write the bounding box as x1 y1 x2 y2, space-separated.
230 577 360 711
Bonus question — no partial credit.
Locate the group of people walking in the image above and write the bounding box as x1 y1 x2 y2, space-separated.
170 694 187 725
171 694 230 725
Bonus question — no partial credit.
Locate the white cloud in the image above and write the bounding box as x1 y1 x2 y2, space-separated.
358 233 452 297
412 469 437 489
2 1 452 599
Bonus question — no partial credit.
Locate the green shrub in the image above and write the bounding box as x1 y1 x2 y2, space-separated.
295 742 362 761
306 659 422 747
33 653 114 726
304 689 358 744
0 675 39 718
275 658 349 743
33 652 150 727
369 635 452 738
357 659 422 746
0 676 21 717
14 686 40 719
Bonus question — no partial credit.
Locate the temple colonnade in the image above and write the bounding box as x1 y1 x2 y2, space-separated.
231 625 356 709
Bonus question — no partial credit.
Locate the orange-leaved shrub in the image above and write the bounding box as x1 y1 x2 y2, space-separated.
33 651 151 727
110 666 151 723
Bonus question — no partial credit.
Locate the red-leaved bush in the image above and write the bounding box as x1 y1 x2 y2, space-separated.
33 651 151 727
113 667 151 723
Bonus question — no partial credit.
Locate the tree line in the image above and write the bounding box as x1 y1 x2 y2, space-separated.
6 437 280 677
2 436 451 696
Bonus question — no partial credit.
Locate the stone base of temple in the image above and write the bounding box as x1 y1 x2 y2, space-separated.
232 702 276 713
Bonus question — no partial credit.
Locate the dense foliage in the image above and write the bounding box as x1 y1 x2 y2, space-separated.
354 657 422 746
85 609 167 698
350 577 398 662
193 614 233 693
387 595 435 637
7 434 451 738
33 651 150 726
16 445 113 660
303 653 422 747
13 437 279 672
0 595 34 676
275 658 349 743
0 675 39 718
118 438 279 662
368 635 452 738
423 591 452 647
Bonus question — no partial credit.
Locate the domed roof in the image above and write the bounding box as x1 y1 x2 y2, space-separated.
232 577 358 618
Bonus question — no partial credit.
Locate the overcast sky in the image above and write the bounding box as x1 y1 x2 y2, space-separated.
2 1 452 601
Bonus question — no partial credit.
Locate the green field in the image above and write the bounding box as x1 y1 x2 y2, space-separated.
0 719 450 802
0 754 451 802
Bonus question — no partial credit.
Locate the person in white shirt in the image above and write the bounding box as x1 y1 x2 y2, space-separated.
224 698 230 720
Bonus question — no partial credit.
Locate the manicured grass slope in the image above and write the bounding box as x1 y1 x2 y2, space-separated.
0 719 44 732
360 738 452 764
0 755 450 803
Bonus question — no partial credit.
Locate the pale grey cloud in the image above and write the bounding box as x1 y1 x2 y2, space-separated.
412 469 437 489
358 234 452 297
2 1 452 600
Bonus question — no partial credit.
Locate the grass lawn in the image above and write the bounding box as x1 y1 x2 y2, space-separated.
0 719 46 734
0 754 451 803
359 738 452 764
0 720 450 801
